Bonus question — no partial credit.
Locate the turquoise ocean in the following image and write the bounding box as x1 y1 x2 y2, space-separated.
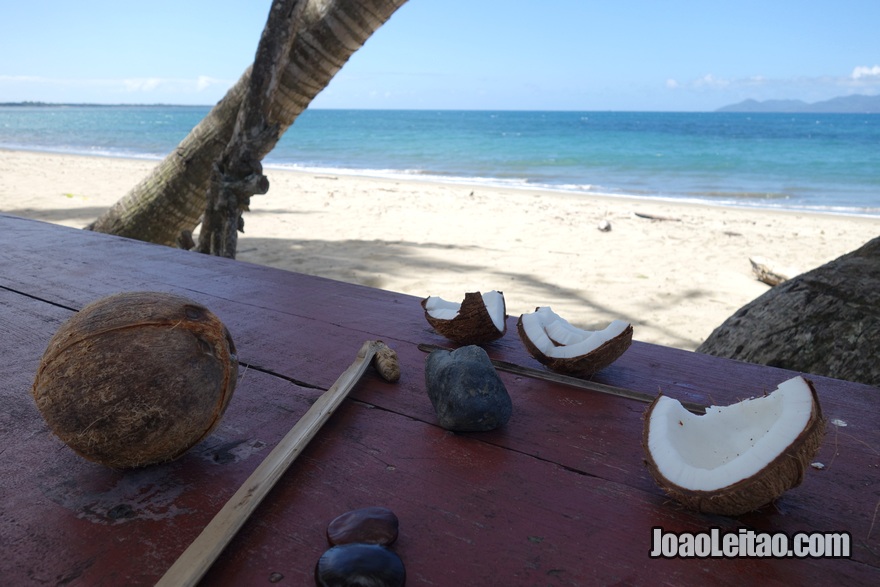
1 105 878 216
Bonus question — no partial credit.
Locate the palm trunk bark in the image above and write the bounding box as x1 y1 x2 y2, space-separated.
197 0 304 258
87 0 408 247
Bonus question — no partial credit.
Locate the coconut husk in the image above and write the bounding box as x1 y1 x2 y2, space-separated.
421 291 506 345
32 291 238 469
516 316 633 376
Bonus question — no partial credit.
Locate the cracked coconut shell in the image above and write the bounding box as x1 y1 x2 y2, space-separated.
642 376 826 516
421 291 507 344
32 291 238 469
517 306 632 376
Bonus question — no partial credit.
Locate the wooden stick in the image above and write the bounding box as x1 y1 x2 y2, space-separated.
417 343 706 415
157 340 399 587
633 211 681 222
749 256 799 287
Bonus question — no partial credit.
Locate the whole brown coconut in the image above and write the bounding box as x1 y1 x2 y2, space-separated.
32 291 238 469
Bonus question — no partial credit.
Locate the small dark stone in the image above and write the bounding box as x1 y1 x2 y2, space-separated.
327 507 399 546
315 544 405 587
424 345 512 432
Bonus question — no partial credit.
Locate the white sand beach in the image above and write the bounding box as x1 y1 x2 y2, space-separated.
1 148 876 350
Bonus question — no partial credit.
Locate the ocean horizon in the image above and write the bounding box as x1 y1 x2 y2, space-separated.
1 104 878 217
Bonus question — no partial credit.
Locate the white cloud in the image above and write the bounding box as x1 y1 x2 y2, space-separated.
123 78 163 92
0 73 235 104
666 69 880 95
0 75 230 95
693 74 730 89
196 75 223 91
852 65 880 80
666 73 773 92
118 76 233 95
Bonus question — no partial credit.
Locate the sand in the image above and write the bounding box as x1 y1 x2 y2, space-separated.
2 148 876 350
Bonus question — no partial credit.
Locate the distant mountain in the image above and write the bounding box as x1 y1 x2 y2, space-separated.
716 94 880 114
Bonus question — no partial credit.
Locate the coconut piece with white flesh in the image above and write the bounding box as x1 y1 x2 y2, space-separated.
517 306 633 375
421 291 507 344
643 375 826 516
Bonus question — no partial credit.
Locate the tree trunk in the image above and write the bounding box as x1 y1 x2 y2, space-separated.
198 0 304 258
697 236 880 387
87 0 408 247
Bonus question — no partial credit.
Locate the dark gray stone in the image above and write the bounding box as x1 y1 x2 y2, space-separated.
315 543 405 587
424 345 513 432
698 236 880 388
326 507 399 546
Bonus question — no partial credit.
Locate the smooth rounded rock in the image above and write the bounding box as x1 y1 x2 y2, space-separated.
315 543 405 587
424 345 512 432
327 507 399 546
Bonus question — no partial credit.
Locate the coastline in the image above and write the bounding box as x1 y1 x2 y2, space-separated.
2 148 877 350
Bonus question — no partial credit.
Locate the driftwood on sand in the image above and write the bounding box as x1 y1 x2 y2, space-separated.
748 256 800 286
633 211 682 222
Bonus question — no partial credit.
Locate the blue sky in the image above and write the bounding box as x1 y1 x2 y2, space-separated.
2 0 879 111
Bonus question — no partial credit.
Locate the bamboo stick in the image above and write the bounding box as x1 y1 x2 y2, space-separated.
417 343 705 414
157 340 399 587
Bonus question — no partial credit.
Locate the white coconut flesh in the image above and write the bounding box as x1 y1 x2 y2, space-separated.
647 376 816 492
423 296 461 321
520 307 630 358
424 291 506 332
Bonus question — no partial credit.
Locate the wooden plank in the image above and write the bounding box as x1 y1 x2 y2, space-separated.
0 290 734 584
7 363 867 586
2 216 878 539
197 400 879 586
1 215 878 583
4 213 877 421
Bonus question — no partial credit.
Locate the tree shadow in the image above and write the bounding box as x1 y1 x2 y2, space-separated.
235 235 708 348
4 208 708 348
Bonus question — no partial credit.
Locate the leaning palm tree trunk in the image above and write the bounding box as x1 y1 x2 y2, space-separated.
197 0 305 258
87 0 408 247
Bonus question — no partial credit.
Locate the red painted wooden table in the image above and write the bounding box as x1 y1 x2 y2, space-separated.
1 213 878 585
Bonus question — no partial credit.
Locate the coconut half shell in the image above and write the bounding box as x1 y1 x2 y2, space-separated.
642 376 826 516
421 291 507 344
516 307 632 376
